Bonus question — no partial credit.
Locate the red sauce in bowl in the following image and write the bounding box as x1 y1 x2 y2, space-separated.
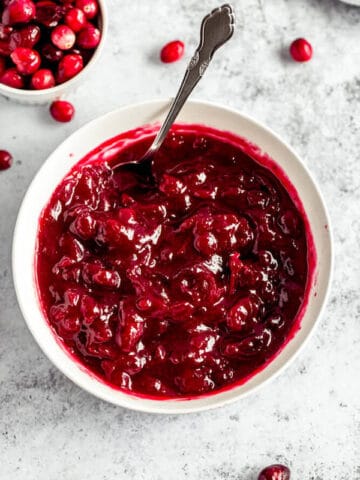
35 124 315 398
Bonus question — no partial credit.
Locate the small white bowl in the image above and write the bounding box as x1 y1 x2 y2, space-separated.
12 100 333 414
0 0 107 105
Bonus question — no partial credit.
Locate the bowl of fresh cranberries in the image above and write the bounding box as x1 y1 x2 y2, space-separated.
0 0 107 104
12 99 332 413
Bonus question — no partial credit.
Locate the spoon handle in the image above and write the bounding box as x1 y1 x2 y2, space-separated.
147 4 235 156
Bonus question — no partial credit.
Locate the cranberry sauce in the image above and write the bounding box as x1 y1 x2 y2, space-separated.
35 124 314 398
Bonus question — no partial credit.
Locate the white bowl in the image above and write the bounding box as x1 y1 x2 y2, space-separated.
0 0 107 105
12 100 333 414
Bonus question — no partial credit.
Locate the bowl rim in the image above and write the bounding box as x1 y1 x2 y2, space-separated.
12 98 333 414
0 0 108 98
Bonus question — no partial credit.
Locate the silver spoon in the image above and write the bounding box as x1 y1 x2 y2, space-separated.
113 4 235 180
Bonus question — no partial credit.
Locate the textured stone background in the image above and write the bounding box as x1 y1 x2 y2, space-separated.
1 0 360 478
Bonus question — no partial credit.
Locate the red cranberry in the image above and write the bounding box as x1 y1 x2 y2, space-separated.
10 47 40 75
289 38 312 62
31 68 55 89
0 57 5 76
258 464 291 480
0 67 24 88
9 25 41 50
0 25 13 39
50 100 75 122
41 43 63 62
76 25 100 49
57 52 83 82
51 25 76 50
2 0 36 25
0 150 13 170
75 0 99 19
160 40 184 63
65 7 86 32
35 0 65 28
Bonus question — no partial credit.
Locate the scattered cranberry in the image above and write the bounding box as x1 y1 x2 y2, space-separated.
10 47 40 75
75 0 98 19
0 67 24 88
258 464 291 480
31 68 55 89
65 7 86 32
289 38 312 62
2 0 36 25
160 40 184 63
76 25 100 49
57 52 83 82
0 150 13 170
50 100 75 122
51 24 76 50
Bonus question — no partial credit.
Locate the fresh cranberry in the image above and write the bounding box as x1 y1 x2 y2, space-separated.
76 25 100 49
41 43 63 63
0 150 13 170
0 67 24 88
2 0 36 25
51 25 76 50
57 52 83 82
10 47 40 75
50 100 75 122
9 25 41 50
65 7 86 32
35 1 65 28
75 0 99 19
258 464 291 480
31 68 55 89
160 40 185 63
289 38 312 62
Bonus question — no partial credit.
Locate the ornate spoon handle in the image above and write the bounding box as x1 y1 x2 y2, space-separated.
146 4 235 158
